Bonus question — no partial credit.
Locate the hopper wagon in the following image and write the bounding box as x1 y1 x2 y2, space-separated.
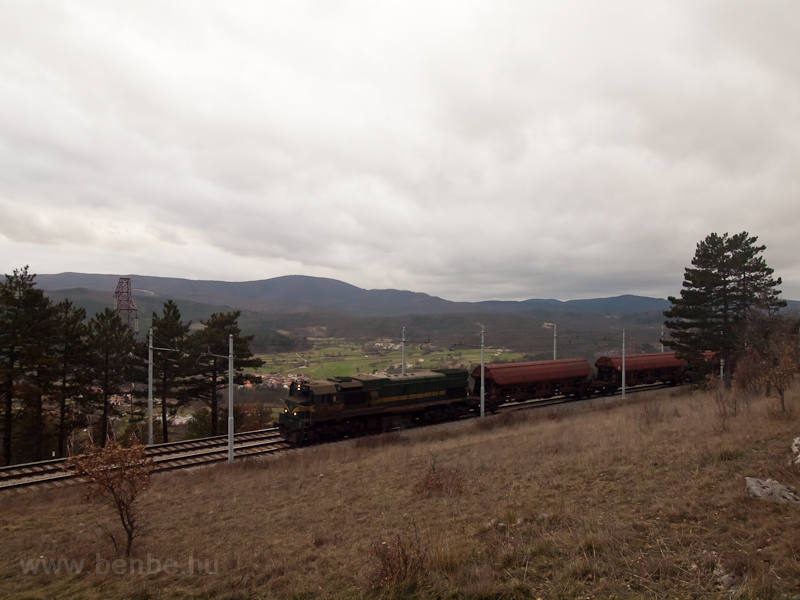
472 358 593 412
593 352 685 395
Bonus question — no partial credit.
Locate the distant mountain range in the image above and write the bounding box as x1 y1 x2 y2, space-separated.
34 273 680 317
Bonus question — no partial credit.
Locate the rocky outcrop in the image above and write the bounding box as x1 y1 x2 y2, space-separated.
745 477 800 504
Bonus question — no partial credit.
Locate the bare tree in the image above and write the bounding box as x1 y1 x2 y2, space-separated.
761 341 799 413
66 437 154 557
736 310 800 410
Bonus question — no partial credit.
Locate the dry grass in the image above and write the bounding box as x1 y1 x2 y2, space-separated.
3 386 800 599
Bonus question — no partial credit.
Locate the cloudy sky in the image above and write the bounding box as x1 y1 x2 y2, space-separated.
1 1 798 302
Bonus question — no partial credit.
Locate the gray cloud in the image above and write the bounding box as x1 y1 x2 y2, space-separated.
1 1 798 302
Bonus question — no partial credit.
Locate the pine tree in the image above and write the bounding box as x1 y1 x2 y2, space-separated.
20 321 58 462
663 232 785 384
88 309 136 446
0 267 56 465
150 300 191 443
52 300 91 458
186 311 263 436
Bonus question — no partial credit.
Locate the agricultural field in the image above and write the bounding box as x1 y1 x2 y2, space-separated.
254 337 525 379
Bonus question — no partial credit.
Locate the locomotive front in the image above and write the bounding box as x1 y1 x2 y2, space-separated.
277 379 322 445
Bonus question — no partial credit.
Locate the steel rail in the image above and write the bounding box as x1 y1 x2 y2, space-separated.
0 428 285 493
0 384 674 493
494 380 674 414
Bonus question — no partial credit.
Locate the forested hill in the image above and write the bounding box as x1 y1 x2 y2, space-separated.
34 273 675 317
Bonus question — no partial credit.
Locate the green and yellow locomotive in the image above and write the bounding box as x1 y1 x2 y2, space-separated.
278 369 472 444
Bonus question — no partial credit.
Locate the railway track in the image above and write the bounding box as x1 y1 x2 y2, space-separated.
0 428 289 494
494 380 675 414
0 383 674 494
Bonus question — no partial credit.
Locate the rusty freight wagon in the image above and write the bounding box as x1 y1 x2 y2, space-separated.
472 358 593 412
593 352 685 395
278 369 471 444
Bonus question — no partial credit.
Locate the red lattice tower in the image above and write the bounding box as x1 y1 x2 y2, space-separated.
114 277 139 335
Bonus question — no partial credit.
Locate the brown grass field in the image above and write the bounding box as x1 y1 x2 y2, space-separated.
3 385 800 599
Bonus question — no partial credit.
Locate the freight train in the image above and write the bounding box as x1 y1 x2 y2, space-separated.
278 352 686 444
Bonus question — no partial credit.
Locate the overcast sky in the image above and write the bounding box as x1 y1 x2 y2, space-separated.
1 1 798 302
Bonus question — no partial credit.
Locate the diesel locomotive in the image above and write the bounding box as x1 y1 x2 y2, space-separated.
278 369 471 444
278 352 686 444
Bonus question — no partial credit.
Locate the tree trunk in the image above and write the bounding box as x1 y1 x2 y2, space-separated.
101 352 110 447
161 383 169 444
724 359 732 390
33 392 43 461
58 375 67 458
210 389 218 437
3 376 12 465
123 513 135 558
101 391 109 447
210 364 219 437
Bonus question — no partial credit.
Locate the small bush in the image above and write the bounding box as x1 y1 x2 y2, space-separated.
734 354 765 399
64 436 154 557
368 527 429 594
636 400 663 432
413 453 466 497
712 384 745 433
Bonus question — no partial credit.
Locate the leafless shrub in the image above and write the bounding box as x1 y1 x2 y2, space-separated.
64 436 154 557
711 380 745 433
413 452 466 497
761 342 799 413
765 401 793 421
368 526 429 594
734 353 765 399
636 401 663 433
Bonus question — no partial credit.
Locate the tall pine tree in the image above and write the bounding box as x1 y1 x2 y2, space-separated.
52 299 91 457
150 300 191 443
187 311 262 436
0 267 56 465
88 309 136 446
663 232 785 384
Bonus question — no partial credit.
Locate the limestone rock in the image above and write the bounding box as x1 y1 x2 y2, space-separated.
791 437 800 465
745 477 800 504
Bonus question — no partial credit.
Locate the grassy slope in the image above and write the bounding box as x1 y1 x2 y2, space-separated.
3 387 800 599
